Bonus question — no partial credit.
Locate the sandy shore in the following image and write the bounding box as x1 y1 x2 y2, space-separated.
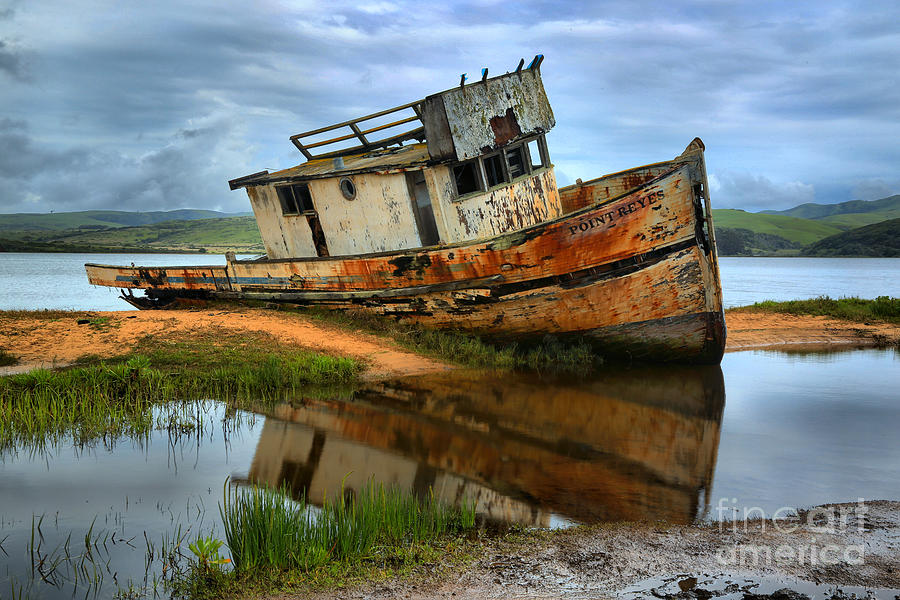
0 307 451 379
724 310 899 352
1 308 897 378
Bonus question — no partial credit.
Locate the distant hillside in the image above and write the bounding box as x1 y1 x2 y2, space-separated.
0 209 251 232
0 216 264 254
714 227 802 257
711 209 843 246
761 194 900 221
802 218 900 257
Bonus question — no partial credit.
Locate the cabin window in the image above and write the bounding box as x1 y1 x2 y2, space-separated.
505 146 526 179
277 184 314 215
449 135 549 199
527 138 545 170
339 177 356 200
452 161 482 196
483 153 507 187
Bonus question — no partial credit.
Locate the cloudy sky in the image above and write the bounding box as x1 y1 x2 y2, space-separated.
1 0 897 214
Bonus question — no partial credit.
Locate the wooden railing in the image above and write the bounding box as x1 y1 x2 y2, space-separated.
290 100 426 160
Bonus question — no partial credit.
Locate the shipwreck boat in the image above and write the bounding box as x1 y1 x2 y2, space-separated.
85 57 726 364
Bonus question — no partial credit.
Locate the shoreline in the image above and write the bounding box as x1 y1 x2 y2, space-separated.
1 308 897 378
323 500 900 600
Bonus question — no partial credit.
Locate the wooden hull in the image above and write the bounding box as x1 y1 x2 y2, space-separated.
85 142 725 364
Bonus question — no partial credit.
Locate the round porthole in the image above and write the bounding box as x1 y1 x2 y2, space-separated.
340 177 356 200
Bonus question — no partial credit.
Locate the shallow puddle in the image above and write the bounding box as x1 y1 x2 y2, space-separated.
617 572 900 599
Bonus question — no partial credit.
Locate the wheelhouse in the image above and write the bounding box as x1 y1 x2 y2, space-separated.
229 58 562 260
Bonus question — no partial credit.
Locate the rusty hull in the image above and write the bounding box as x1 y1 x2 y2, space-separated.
85 144 725 364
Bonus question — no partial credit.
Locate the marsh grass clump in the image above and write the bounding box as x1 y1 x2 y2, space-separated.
220 481 476 574
731 295 900 324
296 306 601 374
0 347 17 366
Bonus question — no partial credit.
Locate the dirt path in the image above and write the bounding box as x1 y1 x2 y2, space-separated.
724 310 899 352
2 308 897 378
0 308 452 379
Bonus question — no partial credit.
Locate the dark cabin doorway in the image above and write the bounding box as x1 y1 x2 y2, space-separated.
407 171 440 246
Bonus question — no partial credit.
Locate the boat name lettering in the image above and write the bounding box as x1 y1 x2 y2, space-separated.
567 190 665 236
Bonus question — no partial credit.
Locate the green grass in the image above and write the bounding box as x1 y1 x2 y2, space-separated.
0 328 362 452
1 216 264 253
761 194 900 221
181 481 478 598
712 209 844 245
818 210 900 230
0 348 17 366
0 209 239 232
729 296 900 325
297 306 601 374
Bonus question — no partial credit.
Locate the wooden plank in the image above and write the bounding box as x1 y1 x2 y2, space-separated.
289 100 422 141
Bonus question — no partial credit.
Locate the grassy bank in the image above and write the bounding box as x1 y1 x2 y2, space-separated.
177 481 479 599
0 325 361 451
295 306 600 375
729 296 900 324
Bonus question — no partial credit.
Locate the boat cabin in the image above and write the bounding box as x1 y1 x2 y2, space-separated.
228 57 561 259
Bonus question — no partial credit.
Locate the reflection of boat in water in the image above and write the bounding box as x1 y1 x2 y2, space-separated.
247 367 725 526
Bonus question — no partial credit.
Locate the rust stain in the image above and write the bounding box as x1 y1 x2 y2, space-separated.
488 107 522 149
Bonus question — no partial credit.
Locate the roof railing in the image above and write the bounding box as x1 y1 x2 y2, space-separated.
290 100 426 161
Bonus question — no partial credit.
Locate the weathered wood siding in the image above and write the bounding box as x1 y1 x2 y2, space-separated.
423 69 555 161
559 163 677 214
248 185 318 258
425 167 563 242
248 174 423 259
309 173 421 256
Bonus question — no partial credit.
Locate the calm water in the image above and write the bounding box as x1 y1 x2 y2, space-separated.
1 348 898 598
0 253 897 310
0 253 259 311
718 256 900 308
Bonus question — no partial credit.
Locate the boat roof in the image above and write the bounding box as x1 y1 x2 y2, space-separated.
229 143 430 189
228 57 553 190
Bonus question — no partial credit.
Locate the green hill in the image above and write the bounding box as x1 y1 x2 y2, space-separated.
760 194 900 221
802 218 900 257
711 209 843 246
0 217 264 253
0 209 250 232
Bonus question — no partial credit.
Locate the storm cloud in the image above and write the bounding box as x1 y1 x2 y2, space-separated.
0 0 897 214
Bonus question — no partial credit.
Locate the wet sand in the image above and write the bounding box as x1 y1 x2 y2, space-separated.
296 500 900 600
1 308 897 378
724 310 900 351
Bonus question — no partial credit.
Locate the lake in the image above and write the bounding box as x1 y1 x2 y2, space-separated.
1 348 898 598
0 253 898 310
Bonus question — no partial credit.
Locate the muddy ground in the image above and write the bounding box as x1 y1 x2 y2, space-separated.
301 501 900 600
0 307 451 379
1 308 897 378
